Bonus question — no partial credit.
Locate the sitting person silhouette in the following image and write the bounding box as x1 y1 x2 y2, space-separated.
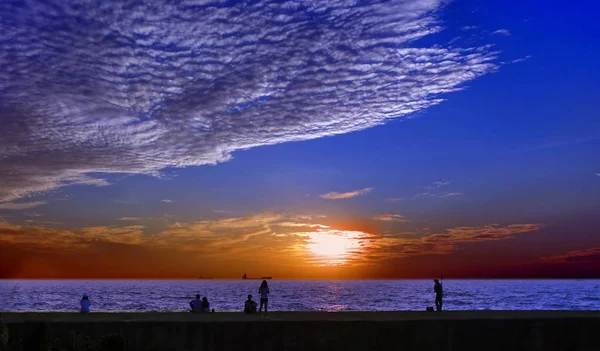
80 293 91 313
189 294 202 312
244 294 257 314
201 296 210 312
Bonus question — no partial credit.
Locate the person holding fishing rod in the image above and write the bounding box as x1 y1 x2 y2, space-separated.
433 274 443 312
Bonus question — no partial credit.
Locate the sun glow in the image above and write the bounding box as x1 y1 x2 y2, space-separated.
305 230 366 265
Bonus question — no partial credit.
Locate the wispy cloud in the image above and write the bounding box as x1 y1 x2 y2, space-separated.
277 222 330 229
0 0 500 202
461 25 477 31
595 173 600 177
440 192 463 197
511 55 532 64
425 180 451 190
161 199 175 203
213 210 232 214
492 29 511 36
0 201 47 210
372 214 407 222
320 188 373 200
366 223 544 261
118 217 141 221
23 220 62 226
523 135 600 152
79 225 147 245
386 198 403 202
23 212 44 217
390 191 462 201
541 247 600 263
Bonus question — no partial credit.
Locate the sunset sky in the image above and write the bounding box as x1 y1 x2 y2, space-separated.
1 0 599 279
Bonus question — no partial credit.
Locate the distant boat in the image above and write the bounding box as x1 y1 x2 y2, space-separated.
242 273 272 280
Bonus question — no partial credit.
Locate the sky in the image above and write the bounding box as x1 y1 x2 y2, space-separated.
1 0 599 279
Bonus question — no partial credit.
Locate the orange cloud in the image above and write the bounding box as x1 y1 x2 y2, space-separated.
541 247 600 263
372 214 407 222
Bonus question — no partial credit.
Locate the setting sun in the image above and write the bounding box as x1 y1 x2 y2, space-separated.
305 230 366 265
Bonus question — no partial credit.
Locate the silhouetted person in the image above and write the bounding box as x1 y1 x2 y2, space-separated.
201 296 210 312
80 293 90 313
244 294 257 314
434 279 443 311
258 280 269 315
190 294 202 312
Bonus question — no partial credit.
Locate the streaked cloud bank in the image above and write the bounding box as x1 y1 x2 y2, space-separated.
0 0 498 202
541 248 600 263
0 201 47 210
0 212 543 277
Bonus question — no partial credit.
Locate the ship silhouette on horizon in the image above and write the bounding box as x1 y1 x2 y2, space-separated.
242 273 272 280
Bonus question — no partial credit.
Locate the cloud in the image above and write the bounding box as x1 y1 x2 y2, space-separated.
277 222 330 229
365 223 544 261
393 191 463 200
492 29 511 36
0 222 81 248
320 187 373 200
0 221 146 247
25 220 63 226
156 212 284 246
541 247 600 263
511 55 532 64
0 201 47 210
118 217 141 221
595 173 600 177
0 0 500 202
372 214 407 222
440 192 463 197
161 199 175 203
212 210 232 214
79 225 147 245
521 135 600 152
424 180 451 190
426 223 543 244
461 25 477 31
24 212 44 217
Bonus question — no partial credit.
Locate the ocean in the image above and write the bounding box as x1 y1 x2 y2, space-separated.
1 279 599 312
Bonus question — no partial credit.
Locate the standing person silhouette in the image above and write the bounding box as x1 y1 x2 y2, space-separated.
434 279 443 312
258 280 270 316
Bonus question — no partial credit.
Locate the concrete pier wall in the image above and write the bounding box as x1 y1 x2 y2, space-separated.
2 311 600 351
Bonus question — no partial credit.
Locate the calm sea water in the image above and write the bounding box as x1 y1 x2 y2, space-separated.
1 280 599 312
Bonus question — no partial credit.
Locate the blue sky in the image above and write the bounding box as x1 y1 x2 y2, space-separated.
0 0 599 278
